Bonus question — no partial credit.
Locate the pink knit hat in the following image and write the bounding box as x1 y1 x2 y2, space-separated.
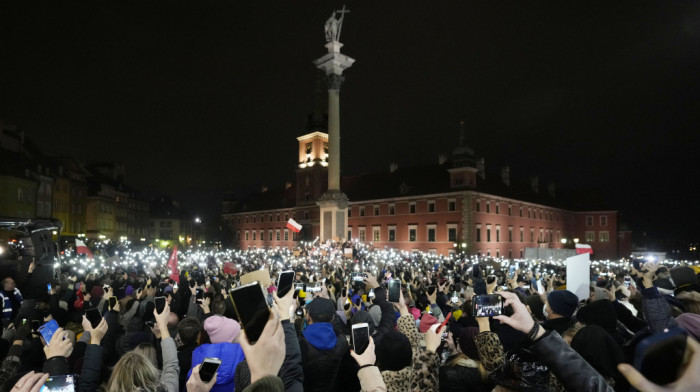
419 313 439 333
204 315 242 344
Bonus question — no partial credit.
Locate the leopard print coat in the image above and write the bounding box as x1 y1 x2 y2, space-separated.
379 314 440 392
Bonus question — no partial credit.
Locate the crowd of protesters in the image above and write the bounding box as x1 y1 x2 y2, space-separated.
1 242 700 392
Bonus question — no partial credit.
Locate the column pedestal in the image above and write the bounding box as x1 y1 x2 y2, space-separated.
317 190 348 242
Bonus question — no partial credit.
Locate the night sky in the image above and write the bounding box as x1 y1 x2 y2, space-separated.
1 1 699 244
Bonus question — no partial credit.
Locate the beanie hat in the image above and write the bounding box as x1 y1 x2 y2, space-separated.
204 315 241 344
90 286 104 299
125 285 134 297
375 331 413 371
546 290 579 319
419 313 439 333
457 327 480 361
576 299 617 332
670 266 697 289
306 298 336 319
676 313 700 341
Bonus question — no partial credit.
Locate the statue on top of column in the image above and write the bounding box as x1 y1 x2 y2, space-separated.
324 5 350 43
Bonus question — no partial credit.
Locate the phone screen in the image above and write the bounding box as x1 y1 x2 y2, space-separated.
155 297 166 314
634 328 687 385
40 374 76 392
472 294 504 317
388 280 401 303
351 273 367 282
108 296 118 309
352 323 370 355
277 271 295 297
427 286 436 295
85 308 102 329
624 276 631 287
38 319 60 345
230 282 270 344
47 283 52 292
199 358 221 382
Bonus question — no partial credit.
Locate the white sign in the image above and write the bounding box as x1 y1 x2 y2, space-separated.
566 253 590 301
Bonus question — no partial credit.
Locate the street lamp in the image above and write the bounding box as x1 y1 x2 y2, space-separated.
573 238 579 243
560 238 567 244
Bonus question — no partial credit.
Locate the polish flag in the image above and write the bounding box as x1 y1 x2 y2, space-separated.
286 218 302 233
575 243 593 255
168 245 180 283
75 239 93 259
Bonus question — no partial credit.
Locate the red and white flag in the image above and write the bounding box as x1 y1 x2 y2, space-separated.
575 243 593 255
75 239 93 259
168 245 179 283
286 218 302 233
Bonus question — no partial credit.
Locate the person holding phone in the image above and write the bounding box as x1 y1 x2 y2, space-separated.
297 297 348 391
105 301 180 392
78 316 110 391
493 291 615 392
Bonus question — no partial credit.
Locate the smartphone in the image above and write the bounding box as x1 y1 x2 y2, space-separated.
472 294 505 317
436 312 452 334
536 279 545 295
295 307 304 317
368 289 375 298
196 289 204 303
352 323 370 355
199 357 222 383
507 266 516 280
40 374 76 392
85 308 102 329
427 286 437 295
624 276 631 287
189 280 196 288
634 328 687 385
47 283 52 292
155 297 166 314
173 282 178 290
451 291 459 303
145 321 156 328
341 288 347 297
277 270 295 297
38 319 59 345
388 279 401 303
351 272 367 282
108 296 118 310
523 284 530 289
293 282 305 292
486 275 496 284
229 281 270 344
103 284 110 291
307 284 322 293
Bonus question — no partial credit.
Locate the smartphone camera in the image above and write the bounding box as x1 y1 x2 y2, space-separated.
472 294 504 317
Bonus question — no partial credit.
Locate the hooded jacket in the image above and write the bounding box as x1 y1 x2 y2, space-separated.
189 342 246 392
298 322 348 391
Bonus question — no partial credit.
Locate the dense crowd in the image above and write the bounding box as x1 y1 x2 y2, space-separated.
1 241 699 392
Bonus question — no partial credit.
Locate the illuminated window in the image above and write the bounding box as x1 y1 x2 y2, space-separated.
585 231 595 242
373 227 380 242
359 227 366 242
305 142 312 154
599 231 609 243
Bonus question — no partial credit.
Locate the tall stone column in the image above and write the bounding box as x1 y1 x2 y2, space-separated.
313 31 354 242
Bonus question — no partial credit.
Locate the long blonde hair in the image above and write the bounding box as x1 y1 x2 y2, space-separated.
106 351 160 392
